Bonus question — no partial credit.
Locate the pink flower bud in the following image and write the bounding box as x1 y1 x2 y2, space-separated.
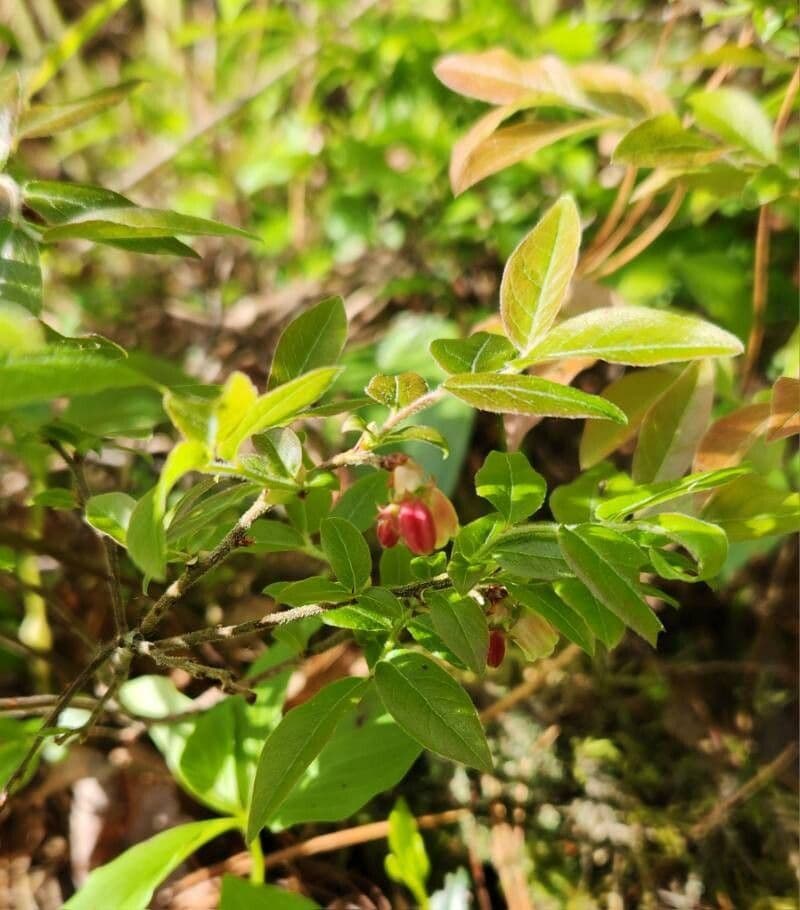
398 498 437 555
486 630 506 669
376 506 400 548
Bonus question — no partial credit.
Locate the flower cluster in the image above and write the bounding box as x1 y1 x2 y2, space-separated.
376 461 458 556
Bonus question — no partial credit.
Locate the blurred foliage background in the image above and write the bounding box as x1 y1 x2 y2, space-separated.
1 1 798 908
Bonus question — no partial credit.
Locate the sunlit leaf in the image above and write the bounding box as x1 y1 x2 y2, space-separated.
693 401 771 472
766 377 800 442
613 114 723 169
430 333 515 375
475 450 546 522
268 296 347 389
689 88 776 162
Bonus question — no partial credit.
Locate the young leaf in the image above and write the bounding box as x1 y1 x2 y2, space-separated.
501 196 581 352
613 114 722 168
375 649 492 771
558 525 663 646
214 371 259 461
85 492 136 546
126 487 166 581
385 798 430 909
331 471 389 530
633 360 714 483
507 583 595 655
452 116 620 195
43 207 257 243
320 517 372 593
247 677 369 840
693 401 771 472
521 307 744 367
596 466 751 521
580 367 679 469
220 876 319 910
430 333 515 374
366 372 429 408
268 297 347 389
766 377 800 442
19 81 141 139
155 439 209 515
247 520 305 553
425 590 489 674
0 221 42 315
475 451 546 523
701 475 800 541
434 49 586 108
644 513 728 582
443 372 626 423
573 62 673 117
225 367 341 455
689 88 776 162
63 818 238 910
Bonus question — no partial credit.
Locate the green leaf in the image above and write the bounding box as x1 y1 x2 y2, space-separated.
366 372 429 408
23 181 132 224
491 523 572 580
633 360 714 483
324 586 404 631
214 371 258 461
0 349 150 408
644 513 728 582
127 487 166 581
613 114 722 168
269 296 347 388
164 391 216 445
507 583 595 655
331 471 389 531
596 466 752 521
247 520 305 553
42 207 257 243
63 818 237 910
475 451 546 523
320 517 372 593
381 424 450 456
580 368 679 469
265 577 351 606
443 372 626 423
26 0 130 97
385 797 431 909
375 649 492 771
701 475 800 541
19 81 141 139
85 492 135 546
220 876 319 910
558 525 662 646
501 195 582 353
224 367 341 456
521 307 744 367
555 578 625 649
155 439 209 515
271 688 421 829
550 462 618 523
425 590 488 675
430 333 515 374
247 676 369 840
0 221 42 315
0 302 44 354
689 88 776 162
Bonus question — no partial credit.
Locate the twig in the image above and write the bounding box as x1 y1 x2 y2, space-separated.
585 165 637 256
139 491 271 636
590 184 686 279
479 644 580 724
742 66 799 390
690 742 798 840
0 643 116 802
50 440 127 635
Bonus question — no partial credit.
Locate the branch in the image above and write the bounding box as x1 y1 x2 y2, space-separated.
138 491 271 636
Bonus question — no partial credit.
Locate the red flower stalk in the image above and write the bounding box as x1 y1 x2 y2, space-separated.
486 629 506 669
